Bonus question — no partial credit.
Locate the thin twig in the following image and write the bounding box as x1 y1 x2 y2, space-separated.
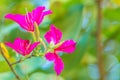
11 53 44 65
96 0 105 80
0 44 21 80
11 54 34 65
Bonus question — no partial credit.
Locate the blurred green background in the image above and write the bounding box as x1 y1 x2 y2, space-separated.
0 0 120 80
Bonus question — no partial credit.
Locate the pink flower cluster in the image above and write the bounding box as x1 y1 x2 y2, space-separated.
4 6 76 75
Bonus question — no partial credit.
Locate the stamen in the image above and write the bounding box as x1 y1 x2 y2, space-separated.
26 40 31 50
25 8 32 29
25 8 34 31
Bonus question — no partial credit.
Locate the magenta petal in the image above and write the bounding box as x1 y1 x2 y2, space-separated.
50 25 62 44
5 37 39 56
32 6 45 25
43 10 52 16
45 52 64 75
5 6 52 32
19 40 30 55
55 40 76 53
54 55 64 75
28 42 40 54
4 14 29 31
5 42 16 51
14 38 23 48
5 38 23 53
36 10 52 25
24 13 34 31
45 52 56 61
32 6 52 25
44 24 62 44
44 30 53 44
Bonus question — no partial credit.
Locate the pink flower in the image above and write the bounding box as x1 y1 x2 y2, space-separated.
5 37 40 56
44 24 76 75
5 6 52 32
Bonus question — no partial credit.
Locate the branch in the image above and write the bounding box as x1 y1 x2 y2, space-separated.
11 53 44 65
11 54 34 65
0 44 21 80
96 0 105 80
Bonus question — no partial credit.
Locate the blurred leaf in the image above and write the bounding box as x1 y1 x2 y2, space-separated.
51 4 83 40
30 72 64 80
104 8 120 22
88 64 100 80
111 0 120 5
62 22 94 70
0 72 15 80
106 64 120 80
81 53 97 65
0 61 10 72
105 54 119 71
0 23 17 41
18 57 42 75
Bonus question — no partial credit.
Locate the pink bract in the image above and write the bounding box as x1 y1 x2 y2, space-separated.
5 6 52 32
44 24 76 75
5 37 40 56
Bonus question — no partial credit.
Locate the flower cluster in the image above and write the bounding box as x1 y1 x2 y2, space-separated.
4 6 76 75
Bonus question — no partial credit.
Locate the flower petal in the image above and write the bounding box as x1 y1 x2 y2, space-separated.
5 38 39 56
44 24 62 44
55 40 76 53
4 14 30 31
24 12 34 31
13 37 23 48
5 6 52 32
32 6 52 25
5 42 15 51
54 55 64 75
28 42 40 54
45 52 56 61
45 52 64 75
43 10 52 16
5 38 22 53
19 40 30 55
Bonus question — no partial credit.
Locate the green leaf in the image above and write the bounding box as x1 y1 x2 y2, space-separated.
0 61 10 72
104 54 119 71
0 72 15 80
104 8 120 22
107 64 120 80
88 64 100 80
30 72 64 80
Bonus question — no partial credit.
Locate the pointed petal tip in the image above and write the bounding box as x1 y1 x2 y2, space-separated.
4 14 12 18
4 42 11 46
56 40 76 53
54 56 64 76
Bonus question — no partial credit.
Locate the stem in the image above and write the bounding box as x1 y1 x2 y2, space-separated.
11 54 34 65
31 22 47 51
0 44 21 80
11 53 44 65
96 0 105 80
39 38 47 51
34 22 40 41
31 32 36 41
